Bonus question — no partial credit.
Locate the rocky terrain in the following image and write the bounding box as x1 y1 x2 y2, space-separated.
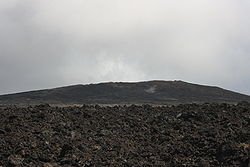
1 80 250 105
0 103 249 166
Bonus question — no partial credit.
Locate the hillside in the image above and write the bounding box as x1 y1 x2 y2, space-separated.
0 80 250 105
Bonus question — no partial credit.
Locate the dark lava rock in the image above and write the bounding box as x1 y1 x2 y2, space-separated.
0 103 249 166
8 154 24 166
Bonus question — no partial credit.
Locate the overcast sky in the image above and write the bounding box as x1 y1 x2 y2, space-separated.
0 0 250 95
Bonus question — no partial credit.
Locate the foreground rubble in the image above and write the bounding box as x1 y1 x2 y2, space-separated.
0 103 249 166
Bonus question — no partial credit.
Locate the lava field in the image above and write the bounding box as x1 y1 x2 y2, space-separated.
0 103 249 166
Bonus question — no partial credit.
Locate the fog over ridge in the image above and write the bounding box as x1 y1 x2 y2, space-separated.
0 0 250 95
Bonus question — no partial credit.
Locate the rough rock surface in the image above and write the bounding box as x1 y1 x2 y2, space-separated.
0 103 249 166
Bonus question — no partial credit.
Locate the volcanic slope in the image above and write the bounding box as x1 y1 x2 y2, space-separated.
0 80 250 105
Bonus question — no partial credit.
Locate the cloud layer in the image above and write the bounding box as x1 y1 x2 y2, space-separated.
0 0 250 94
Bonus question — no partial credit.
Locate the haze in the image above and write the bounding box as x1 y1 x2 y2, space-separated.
0 0 250 95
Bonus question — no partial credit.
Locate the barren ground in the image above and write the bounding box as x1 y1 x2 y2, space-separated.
0 103 249 166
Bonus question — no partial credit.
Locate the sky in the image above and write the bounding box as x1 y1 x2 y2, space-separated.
0 0 250 95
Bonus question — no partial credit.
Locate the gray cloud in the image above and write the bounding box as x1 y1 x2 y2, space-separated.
0 0 250 95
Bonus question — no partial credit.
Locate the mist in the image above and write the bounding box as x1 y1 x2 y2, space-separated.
0 0 250 95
